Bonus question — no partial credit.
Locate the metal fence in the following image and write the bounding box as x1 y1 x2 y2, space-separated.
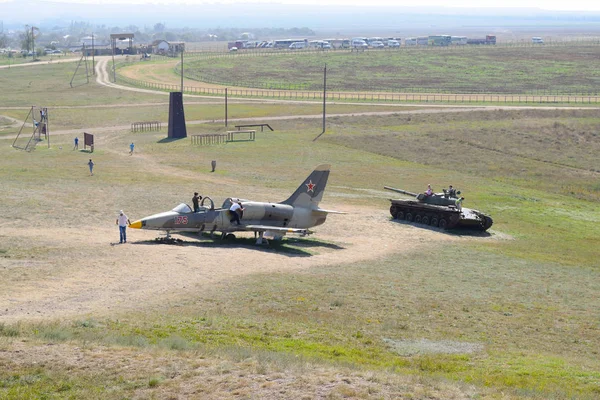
116 74 600 104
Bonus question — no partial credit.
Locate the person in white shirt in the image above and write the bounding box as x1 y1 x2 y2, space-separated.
116 210 131 243
229 201 244 225
425 184 433 196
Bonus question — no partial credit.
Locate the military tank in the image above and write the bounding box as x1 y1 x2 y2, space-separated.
384 186 493 231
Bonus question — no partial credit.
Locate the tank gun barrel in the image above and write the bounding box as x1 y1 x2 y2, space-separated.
384 186 418 197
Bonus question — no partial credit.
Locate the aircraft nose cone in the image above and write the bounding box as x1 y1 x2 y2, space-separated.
129 220 142 229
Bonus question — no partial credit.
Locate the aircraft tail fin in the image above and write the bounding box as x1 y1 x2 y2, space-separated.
281 164 331 208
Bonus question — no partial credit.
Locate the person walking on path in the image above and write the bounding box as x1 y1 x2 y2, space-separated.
88 159 94 176
73 137 79 150
116 210 131 244
129 142 134 155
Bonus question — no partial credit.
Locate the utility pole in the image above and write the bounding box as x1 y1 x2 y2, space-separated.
111 38 116 82
312 64 327 142
92 33 95 75
322 63 326 133
180 46 184 93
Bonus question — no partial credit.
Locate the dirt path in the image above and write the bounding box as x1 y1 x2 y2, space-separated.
0 206 468 323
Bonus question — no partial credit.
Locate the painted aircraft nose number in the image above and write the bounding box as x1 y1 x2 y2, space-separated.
175 216 188 224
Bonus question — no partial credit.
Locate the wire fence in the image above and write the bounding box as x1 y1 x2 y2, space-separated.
116 73 600 104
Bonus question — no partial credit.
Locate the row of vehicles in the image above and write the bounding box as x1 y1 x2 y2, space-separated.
228 35 498 51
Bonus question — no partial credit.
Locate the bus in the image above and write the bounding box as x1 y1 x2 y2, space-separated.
405 37 417 46
273 39 307 49
428 35 452 46
451 36 467 45
326 39 351 49
366 37 384 46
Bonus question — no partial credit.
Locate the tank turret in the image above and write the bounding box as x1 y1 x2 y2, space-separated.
384 185 493 231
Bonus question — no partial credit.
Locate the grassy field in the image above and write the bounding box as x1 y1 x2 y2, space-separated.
1 55 600 398
183 45 600 94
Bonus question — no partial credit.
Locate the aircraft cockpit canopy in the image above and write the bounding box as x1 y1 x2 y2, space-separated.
172 203 192 213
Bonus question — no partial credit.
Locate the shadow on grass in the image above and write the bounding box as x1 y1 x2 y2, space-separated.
157 137 186 144
389 218 492 237
131 233 344 257
79 149 93 153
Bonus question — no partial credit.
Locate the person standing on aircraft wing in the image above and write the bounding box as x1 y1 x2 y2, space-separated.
229 201 244 225
192 192 202 213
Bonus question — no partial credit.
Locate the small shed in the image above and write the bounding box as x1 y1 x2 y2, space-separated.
152 40 185 56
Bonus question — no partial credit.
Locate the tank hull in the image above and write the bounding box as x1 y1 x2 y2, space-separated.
389 199 493 231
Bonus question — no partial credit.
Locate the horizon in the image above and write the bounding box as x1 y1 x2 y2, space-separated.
1 0 600 11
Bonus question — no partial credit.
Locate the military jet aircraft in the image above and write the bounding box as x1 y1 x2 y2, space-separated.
129 164 343 244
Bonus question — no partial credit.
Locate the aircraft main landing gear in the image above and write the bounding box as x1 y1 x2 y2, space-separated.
256 231 269 245
155 231 183 245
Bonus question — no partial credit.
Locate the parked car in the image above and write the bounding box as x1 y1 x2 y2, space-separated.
387 40 400 48
370 41 385 49
229 47 238 52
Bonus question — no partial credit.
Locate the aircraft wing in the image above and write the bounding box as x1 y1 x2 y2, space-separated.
313 208 347 215
242 225 310 235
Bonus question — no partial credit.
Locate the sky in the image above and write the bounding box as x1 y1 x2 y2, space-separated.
1 0 599 12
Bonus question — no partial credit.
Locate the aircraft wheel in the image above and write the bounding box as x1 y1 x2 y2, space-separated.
421 216 430 225
405 213 413 222
414 214 422 223
438 219 448 229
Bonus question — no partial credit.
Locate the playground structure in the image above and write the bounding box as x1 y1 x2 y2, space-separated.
131 121 162 132
191 133 227 145
12 106 50 151
235 124 274 132
227 130 255 142
191 130 256 146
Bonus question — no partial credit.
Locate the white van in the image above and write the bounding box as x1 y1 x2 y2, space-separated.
289 42 306 49
532 37 544 44
351 39 368 49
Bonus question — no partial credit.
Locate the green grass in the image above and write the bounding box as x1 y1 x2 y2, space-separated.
0 62 169 107
182 45 600 94
4 244 600 398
